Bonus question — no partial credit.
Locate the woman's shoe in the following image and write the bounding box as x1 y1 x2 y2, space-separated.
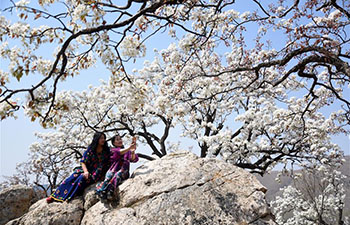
46 196 54 203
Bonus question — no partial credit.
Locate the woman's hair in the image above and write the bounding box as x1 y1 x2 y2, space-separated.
89 132 109 153
111 134 124 148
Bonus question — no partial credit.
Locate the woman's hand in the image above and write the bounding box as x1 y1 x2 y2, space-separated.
130 136 137 152
130 145 136 153
83 171 89 180
132 136 137 144
130 137 137 161
81 162 89 180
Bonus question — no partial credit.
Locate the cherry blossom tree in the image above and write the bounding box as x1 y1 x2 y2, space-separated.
0 0 349 212
272 165 349 225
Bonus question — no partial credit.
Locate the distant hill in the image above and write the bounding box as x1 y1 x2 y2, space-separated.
256 155 350 216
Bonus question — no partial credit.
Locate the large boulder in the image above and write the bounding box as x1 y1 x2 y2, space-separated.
6 197 84 225
6 151 275 225
0 185 36 225
82 151 275 225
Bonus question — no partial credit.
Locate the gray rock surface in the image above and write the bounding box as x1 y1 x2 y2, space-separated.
83 184 99 211
0 185 36 225
84 151 275 225
5 151 275 225
6 197 84 225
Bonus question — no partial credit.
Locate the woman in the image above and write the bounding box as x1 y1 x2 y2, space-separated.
46 132 110 203
96 134 138 200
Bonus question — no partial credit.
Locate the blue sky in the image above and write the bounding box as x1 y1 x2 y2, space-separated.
1 0 349 183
